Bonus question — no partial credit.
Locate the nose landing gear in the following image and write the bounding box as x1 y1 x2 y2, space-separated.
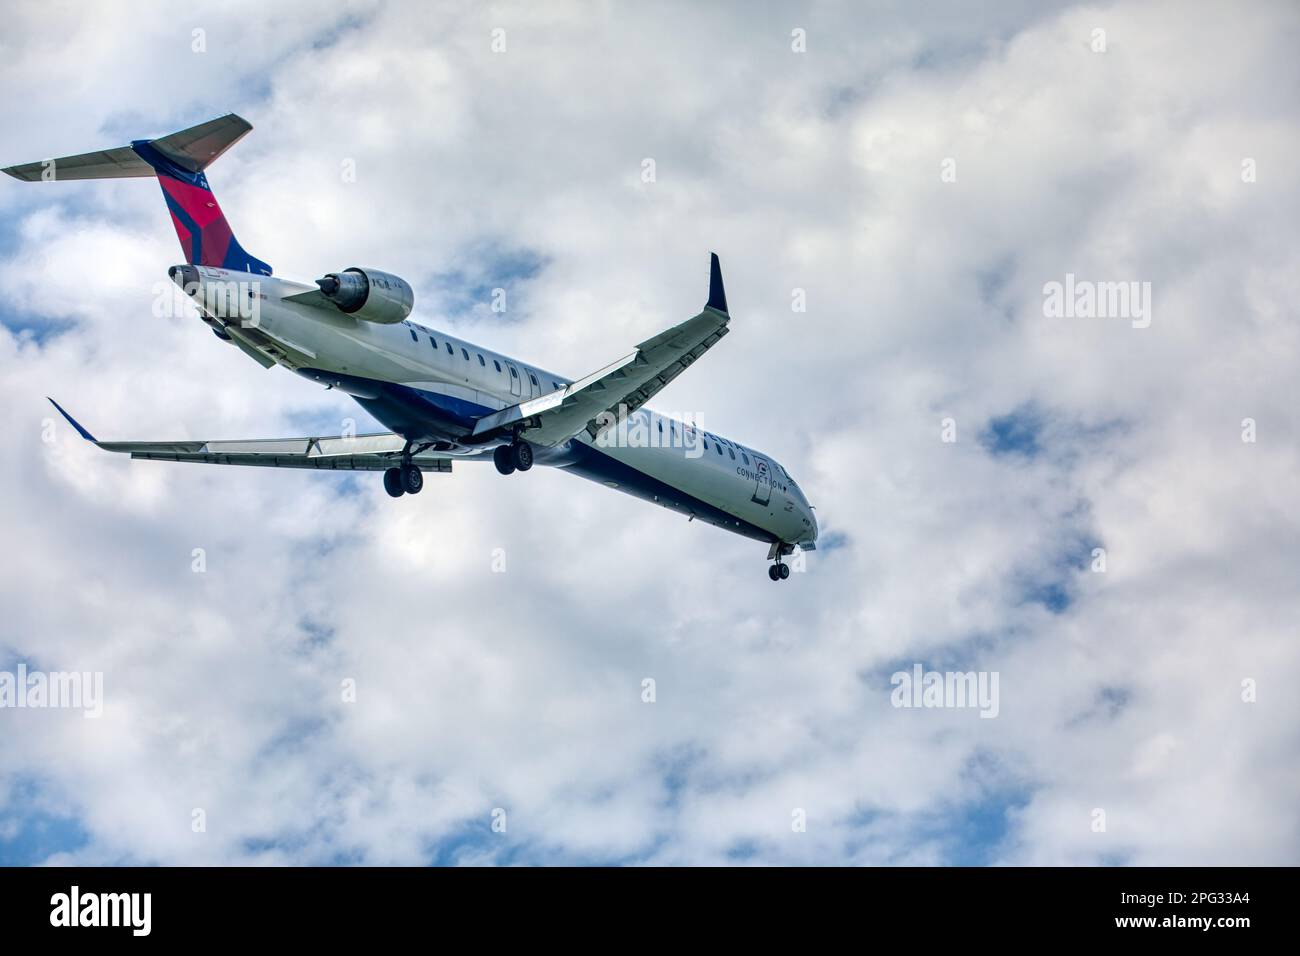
766 541 794 582
767 560 791 582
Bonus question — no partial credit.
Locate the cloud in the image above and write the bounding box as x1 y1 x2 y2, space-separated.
0 0 1297 865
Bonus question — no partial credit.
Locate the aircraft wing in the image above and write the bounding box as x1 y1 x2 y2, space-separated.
46 399 454 472
471 253 731 448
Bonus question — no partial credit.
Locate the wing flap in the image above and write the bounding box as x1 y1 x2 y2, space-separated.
98 433 409 458
46 400 456 473
119 449 452 472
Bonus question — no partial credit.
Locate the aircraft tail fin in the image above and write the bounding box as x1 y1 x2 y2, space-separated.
3 114 271 276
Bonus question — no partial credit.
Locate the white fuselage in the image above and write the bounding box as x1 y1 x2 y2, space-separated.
184 266 818 549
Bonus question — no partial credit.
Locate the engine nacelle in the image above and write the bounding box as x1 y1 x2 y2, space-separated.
314 267 414 324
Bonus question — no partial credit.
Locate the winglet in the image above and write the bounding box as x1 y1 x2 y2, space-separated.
707 252 728 314
47 398 97 442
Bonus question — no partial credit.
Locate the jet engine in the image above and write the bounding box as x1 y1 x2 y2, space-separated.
314 267 414 324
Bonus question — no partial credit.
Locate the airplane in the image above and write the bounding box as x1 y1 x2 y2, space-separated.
5 114 817 580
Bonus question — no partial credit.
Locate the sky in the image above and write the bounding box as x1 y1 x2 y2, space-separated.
0 0 1297 865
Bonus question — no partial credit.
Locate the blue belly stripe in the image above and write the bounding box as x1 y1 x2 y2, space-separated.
297 368 778 544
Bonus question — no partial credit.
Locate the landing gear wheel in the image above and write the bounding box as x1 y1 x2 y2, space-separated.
778 563 791 580
768 565 781 581
383 467 405 498
400 463 424 495
494 444 516 475
511 440 534 472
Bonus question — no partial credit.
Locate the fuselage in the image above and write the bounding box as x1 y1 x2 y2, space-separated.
181 265 819 550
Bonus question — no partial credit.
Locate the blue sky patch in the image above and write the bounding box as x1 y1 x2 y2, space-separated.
980 404 1045 458
0 778 89 865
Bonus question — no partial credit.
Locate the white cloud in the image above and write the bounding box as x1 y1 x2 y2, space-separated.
0 0 1296 865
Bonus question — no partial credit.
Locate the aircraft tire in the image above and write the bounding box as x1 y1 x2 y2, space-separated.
494 444 516 475
511 441 534 472
401 463 424 495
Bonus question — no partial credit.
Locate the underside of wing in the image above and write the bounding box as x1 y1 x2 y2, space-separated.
100 434 453 472
47 400 457 472
471 254 732 448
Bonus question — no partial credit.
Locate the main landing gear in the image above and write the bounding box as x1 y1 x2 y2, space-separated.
767 559 791 582
384 443 425 497
493 439 534 476
383 462 424 497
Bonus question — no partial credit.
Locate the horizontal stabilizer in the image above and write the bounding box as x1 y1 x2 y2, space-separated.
4 115 270 275
4 115 253 183
141 114 253 174
3 146 151 182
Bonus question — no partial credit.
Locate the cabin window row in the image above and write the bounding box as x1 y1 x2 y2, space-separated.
651 419 755 465
406 324 561 390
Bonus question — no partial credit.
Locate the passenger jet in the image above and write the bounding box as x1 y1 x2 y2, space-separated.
5 115 817 579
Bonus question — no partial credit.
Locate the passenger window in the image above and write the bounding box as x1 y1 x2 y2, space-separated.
446 342 454 355
430 337 437 349
409 328 418 342
494 360 502 373
728 448 736 460
716 443 723 456
702 439 709 451
552 381 561 391
478 354 486 366
510 367 518 378
528 373 538 388
742 453 750 465
462 348 470 361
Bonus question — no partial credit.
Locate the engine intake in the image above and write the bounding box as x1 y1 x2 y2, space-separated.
315 267 414 324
